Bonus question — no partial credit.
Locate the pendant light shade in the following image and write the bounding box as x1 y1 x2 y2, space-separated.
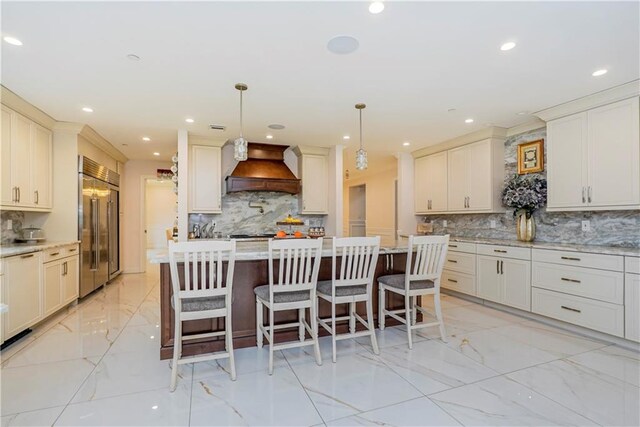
234 83 248 161
355 103 368 170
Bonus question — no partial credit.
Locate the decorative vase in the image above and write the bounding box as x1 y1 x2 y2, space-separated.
516 209 535 242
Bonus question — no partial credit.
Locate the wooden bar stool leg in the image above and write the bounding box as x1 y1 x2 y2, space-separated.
411 296 417 326
311 297 322 366
331 300 337 363
268 308 275 375
256 300 263 348
434 292 448 343
378 287 386 330
226 309 237 381
170 318 181 392
366 296 379 355
405 294 413 349
298 308 305 342
349 301 356 334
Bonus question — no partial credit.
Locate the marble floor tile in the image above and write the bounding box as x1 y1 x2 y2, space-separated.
55 383 192 426
377 340 498 395
282 335 369 367
106 324 162 356
490 321 608 359
190 367 323 426
1 406 65 427
71 350 193 403
508 359 640 426
420 293 476 310
438 304 526 333
355 325 428 352
290 351 423 422
567 344 640 387
1 358 98 414
127 300 161 327
444 328 560 374
192 346 287 380
430 376 597 426
327 397 461 426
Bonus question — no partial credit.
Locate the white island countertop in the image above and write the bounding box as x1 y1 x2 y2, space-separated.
0 240 81 258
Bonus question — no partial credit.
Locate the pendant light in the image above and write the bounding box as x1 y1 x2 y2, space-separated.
234 83 248 161
355 103 368 170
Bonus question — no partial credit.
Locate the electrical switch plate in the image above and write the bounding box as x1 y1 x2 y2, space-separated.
443 220 448 228
6 219 11 229
581 220 591 232
490 220 496 229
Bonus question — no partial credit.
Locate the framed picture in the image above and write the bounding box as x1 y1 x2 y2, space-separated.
517 139 544 174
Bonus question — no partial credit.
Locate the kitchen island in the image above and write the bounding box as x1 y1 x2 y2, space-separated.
150 239 412 360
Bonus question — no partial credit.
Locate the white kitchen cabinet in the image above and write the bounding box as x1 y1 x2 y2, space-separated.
300 153 328 214
0 106 53 211
447 139 503 213
3 252 42 339
547 97 640 211
189 144 222 213
42 253 79 317
414 151 447 214
477 252 531 311
477 255 502 302
441 242 477 296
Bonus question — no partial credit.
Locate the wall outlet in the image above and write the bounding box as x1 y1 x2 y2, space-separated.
443 220 448 228
6 219 12 230
490 220 496 229
581 220 591 232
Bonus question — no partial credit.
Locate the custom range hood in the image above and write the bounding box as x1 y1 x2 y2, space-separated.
225 143 301 194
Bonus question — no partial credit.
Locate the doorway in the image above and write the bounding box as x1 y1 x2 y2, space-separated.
143 178 175 265
349 184 366 237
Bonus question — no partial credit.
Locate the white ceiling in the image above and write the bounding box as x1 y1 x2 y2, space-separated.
2 1 638 163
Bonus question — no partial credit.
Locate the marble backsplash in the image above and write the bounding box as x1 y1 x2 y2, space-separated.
188 191 325 237
0 211 25 244
422 127 640 248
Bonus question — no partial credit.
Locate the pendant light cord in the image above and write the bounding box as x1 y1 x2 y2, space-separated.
239 90 244 138
359 108 363 150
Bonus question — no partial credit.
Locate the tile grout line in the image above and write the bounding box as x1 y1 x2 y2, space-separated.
282 349 327 424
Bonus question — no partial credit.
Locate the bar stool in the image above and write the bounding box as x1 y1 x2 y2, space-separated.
317 236 381 363
378 235 450 349
255 238 324 375
168 240 237 391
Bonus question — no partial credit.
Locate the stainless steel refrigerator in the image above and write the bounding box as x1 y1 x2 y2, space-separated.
78 156 120 298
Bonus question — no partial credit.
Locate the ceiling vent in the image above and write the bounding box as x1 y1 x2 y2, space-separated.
209 124 226 131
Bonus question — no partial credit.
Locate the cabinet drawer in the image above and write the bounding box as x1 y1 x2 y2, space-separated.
626 257 640 275
532 248 623 272
444 252 476 275
477 244 531 260
532 262 623 304
441 270 475 296
446 242 476 254
43 244 79 263
532 288 623 337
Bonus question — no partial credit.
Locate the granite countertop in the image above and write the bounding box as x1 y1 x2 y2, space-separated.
0 240 81 258
149 236 639 263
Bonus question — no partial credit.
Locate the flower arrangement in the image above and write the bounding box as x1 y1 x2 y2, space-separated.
501 174 547 216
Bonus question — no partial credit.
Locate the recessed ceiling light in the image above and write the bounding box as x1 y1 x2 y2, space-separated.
268 124 285 130
153 152 160 156
369 1 384 14
126 54 141 61
500 42 516 51
82 107 93 113
185 118 194 123
403 142 411 146
266 134 273 139
592 69 608 77
517 111 529 116
465 118 474 123
142 137 151 142
3 36 22 46
343 135 350 140
327 35 359 55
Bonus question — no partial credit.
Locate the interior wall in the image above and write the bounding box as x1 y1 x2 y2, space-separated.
78 135 118 172
122 159 172 273
145 180 176 249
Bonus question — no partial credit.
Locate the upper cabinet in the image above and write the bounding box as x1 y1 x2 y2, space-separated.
295 146 329 214
547 97 640 211
189 144 222 213
1 106 53 211
414 138 504 215
414 151 447 213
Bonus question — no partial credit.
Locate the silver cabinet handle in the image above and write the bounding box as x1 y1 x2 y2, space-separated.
561 256 581 261
447 259 458 263
448 244 458 248
494 249 507 253
561 277 581 283
496 259 500 274
20 253 34 259
500 260 504 275
50 252 60 256
17 186 20 203
582 187 586 203
561 305 581 313
588 186 592 203
447 278 458 283
34 190 39 204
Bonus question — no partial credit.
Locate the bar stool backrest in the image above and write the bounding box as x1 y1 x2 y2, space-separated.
332 236 380 288
168 240 237 304
405 235 450 289
268 238 324 294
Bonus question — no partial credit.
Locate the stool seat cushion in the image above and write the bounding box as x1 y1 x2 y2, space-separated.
378 274 434 291
316 280 367 297
171 295 226 312
254 285 311 303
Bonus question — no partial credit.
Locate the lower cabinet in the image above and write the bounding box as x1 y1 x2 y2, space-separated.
43 254 79 317
441 242 477 296
478 255 531 311
3 253 42 339
625 256 640 342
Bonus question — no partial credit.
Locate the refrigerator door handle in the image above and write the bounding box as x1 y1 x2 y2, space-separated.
91 197 99 271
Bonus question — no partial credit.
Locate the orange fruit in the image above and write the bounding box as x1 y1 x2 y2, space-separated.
276 230 286 238
294 231 303 238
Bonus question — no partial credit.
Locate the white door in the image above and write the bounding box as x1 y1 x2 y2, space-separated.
587 98 640 208
43 261 62 317
502 258 531 311
447 146 467 211
4 254 41 338
625 273 640 342
477 255 502 303
1 107 14 206
30 125 53 209
414 155 430 213
547 113 588 209
301 154 328 213
466 140 492 210
12 113 32 207
145 180 176 249
189 145 221 213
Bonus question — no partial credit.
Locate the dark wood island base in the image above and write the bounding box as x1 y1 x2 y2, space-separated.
159 253 413 360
